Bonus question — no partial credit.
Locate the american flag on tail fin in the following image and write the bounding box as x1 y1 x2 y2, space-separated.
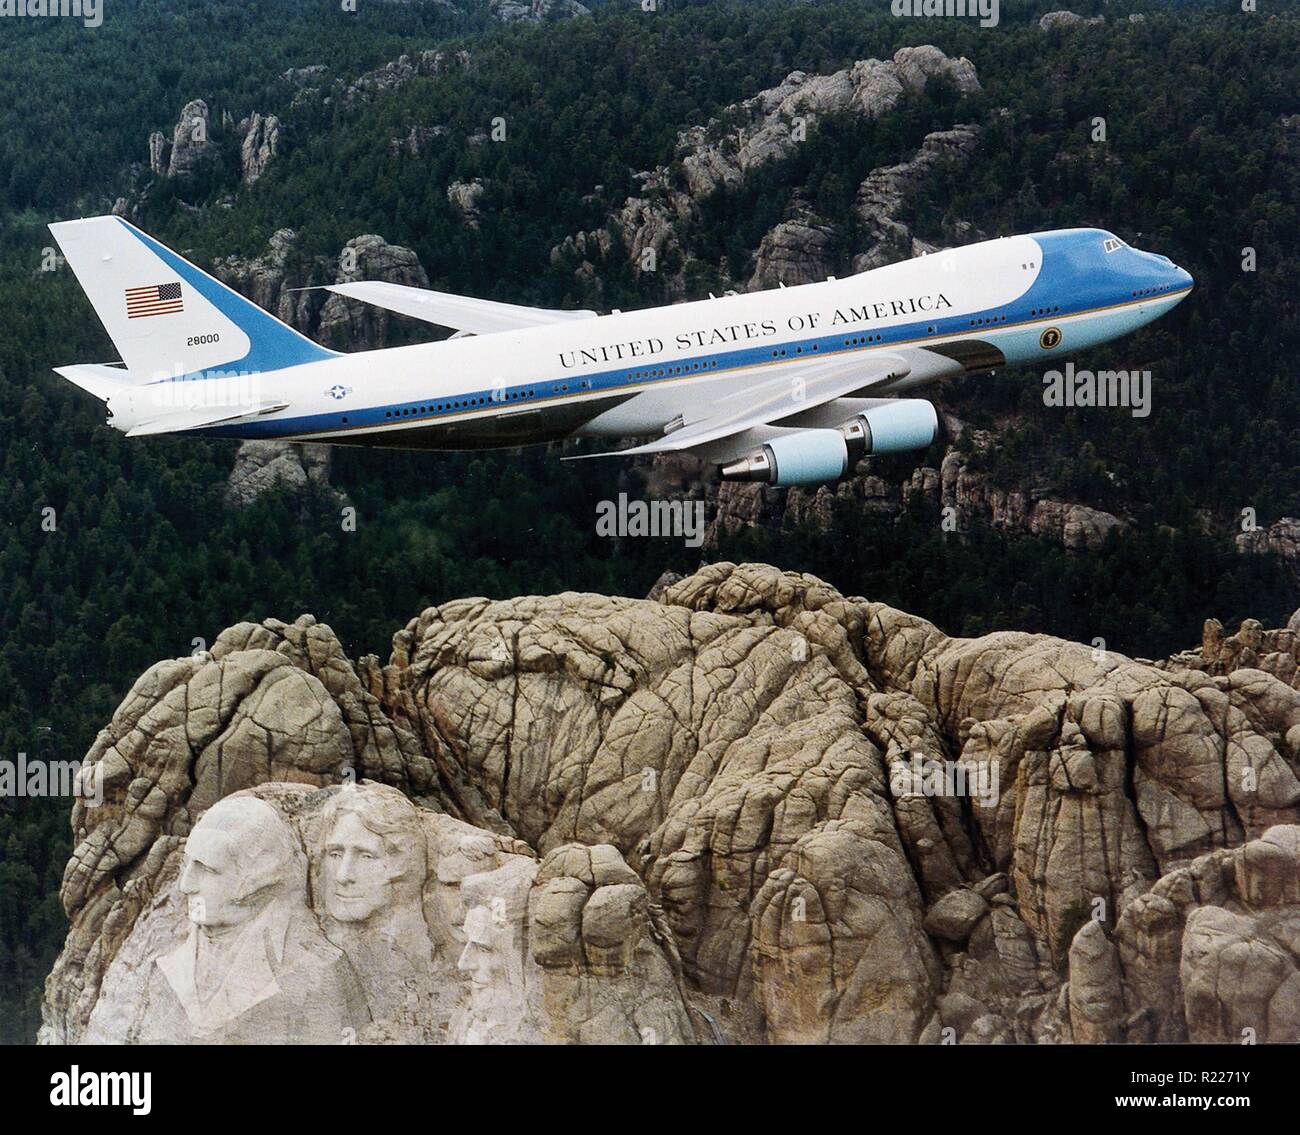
125 281 184 318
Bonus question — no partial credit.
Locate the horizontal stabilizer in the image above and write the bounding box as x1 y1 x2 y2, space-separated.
125 400 289 437
322 280 599 335
53 363 134 401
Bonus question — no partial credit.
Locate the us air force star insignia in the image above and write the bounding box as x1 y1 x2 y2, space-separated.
328 384 352 400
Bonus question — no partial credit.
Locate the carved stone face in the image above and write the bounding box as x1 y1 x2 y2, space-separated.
456 907 500 989
457 940 496 988
179 796 298 929
323 811 402 923
179 832 252 928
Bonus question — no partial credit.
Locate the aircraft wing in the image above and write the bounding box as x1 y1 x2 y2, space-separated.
569 347 962 462
125 400 290 437
321 281 599 335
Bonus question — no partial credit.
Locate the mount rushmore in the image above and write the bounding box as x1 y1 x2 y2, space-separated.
40 563 1300 1043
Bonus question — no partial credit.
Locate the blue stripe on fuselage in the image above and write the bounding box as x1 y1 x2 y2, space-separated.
198 229 1183 442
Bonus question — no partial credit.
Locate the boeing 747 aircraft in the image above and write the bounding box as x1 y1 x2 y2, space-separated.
49 217 1191 485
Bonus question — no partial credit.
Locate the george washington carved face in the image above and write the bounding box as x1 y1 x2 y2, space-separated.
179 795 300 929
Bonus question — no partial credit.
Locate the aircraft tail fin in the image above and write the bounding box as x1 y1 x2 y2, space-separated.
49 216 337 383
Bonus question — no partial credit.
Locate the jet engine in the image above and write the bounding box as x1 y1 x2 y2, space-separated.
720 429 848 486
838 399 939 465
719 400 939 485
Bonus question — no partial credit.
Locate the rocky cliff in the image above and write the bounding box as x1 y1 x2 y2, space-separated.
550 47 983 300
42 563 1300 1044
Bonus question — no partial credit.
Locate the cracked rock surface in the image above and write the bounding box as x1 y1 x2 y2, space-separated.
42 564 1300 1043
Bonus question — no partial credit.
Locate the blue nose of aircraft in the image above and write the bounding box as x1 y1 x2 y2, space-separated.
1151 252 1194 293
1131 248 1193 306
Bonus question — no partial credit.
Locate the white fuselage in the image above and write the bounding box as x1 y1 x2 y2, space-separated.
112 228 1193 450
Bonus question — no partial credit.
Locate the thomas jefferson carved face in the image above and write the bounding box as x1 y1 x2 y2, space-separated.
322 789 426 924
325 812 397 922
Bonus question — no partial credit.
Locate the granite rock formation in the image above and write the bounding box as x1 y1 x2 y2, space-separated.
317 234 431 350
1039 11 1106 32
491 0 589 21
42 564 1300 1043
239 112 282 185
1162 612 1300 692
852 125 982 273
164 99 213 179
677 47 979 200
212 228 317 334
748 201 838 290
447 178 488 228
1238 517 1300 585
223 440 340 511
551 48 981 299
338 49 470 106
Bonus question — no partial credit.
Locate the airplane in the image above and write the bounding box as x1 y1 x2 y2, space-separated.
48 216 1192 485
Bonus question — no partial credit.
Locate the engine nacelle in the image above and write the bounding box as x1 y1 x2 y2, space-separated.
719 400 939 486
839 399 939 465
720 428 848 486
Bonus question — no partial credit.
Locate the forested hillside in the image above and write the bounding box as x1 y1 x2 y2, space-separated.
0 0 1296 1041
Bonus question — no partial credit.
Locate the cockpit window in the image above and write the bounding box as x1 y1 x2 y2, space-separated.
1102 237 1126 254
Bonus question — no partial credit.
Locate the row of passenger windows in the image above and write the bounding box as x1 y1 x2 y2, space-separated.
626 361 719 382
384 388 538 418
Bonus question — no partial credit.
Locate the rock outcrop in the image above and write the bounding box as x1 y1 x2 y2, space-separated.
165 99 213 179
212 228 431 508
338 49 470 106
317 234 430 350
389 124 448 157
143 99 283 190
447 178 487 228
148 131 169 176
42 564 1300 1043
1237 517 1300 584
239 112 282 185
1087 826 1300 1043
551 48 981 299
678 48 978 200
852 125 982 273
1039 11 1106 32
1161 610 1300 691
938 442 1127 551
223 440 340 511
748 202 838 290
212 228 316 333
491 0 590 21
